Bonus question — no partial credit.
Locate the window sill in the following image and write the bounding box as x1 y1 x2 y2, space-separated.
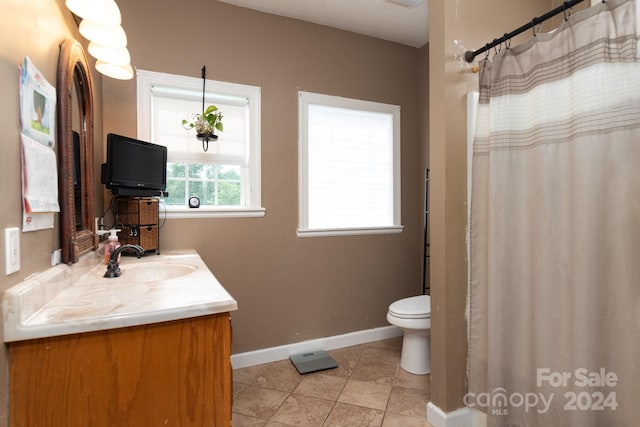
296 225 404 237
162 206 266 219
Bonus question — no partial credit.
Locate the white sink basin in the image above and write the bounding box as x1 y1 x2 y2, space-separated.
3 250 238 342
119 262 197 283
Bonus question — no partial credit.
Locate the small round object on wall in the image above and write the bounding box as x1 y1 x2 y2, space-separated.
188 196 200 208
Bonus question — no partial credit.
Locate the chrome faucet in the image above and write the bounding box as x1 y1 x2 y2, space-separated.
104 244 145 278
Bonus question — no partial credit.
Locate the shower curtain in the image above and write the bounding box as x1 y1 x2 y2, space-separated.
468 1 640 426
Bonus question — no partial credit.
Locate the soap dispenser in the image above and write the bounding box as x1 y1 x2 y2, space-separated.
104 229 122 265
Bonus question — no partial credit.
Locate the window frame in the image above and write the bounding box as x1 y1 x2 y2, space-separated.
137 69 264 219
297 91 403 237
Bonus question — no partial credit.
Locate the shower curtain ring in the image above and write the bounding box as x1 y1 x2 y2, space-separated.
504 35 511 50
562 2 573 21
532 18 537 37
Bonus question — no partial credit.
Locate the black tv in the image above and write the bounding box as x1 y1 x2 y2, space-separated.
101 133 167 197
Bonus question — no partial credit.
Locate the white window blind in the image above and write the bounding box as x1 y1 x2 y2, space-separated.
150 91 248 164
298 91 402 236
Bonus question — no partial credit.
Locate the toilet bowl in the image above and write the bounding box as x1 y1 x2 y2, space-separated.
386 295 431 375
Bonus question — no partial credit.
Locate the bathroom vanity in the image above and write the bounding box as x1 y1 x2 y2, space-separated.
3 250 237 426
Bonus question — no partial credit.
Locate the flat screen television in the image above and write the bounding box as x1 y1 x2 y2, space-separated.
101 133 167 197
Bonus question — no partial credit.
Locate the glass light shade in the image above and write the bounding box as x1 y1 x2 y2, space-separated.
88 42 131 65
385 0 424 6
65 0 121 26
79 20 127 48
95 60 134 80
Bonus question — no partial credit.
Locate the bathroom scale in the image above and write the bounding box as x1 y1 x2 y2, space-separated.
289 350 338 374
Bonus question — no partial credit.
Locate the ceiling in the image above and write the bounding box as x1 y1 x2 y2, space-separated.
217 0 429 48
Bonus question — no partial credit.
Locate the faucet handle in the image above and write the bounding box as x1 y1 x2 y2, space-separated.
104 259 121 278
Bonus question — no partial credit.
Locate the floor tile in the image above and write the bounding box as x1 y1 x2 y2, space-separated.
232 412 268 426
385 386 429 418
359 346 402 367
323 402 384 427
256 359 304 392
382 412 431 427
337 379 392 411
234 381 250 399
232 385 289 419
367 337 402 350
293 373 347 401
325 346 363 378
350 360 398 385
393 370 430 392
234 364 266 385
270 394 334 426
231 339 431 425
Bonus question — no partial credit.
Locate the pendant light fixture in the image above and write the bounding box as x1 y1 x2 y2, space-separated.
95 60 134 80
79 20 128 48
88 42 131 65
65 0 121 25
385 0 424 6
66 0 134 80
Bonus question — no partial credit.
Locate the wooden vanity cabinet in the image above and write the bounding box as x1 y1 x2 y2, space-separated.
8 313 232 427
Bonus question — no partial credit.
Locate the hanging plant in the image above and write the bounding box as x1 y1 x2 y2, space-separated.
182 105 224 136
180 65 224 152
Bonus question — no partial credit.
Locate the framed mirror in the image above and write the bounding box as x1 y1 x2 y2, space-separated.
57 39 97 264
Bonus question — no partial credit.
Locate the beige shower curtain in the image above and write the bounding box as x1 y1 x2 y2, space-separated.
468 1 640 426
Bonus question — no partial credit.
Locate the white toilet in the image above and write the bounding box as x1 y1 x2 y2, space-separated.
387 295 431 375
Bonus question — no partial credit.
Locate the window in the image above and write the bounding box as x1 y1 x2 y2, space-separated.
137 70 263 218
298 91 402 237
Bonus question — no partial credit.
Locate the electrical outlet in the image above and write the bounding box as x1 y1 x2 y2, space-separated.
51 249 62 266
5 227 20 275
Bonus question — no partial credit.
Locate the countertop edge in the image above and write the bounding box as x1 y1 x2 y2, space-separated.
3 250 238 343
4 300 238 343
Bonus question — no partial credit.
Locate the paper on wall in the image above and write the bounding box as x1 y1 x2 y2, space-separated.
21 134 60 213
19 57 58 232
20 56 56 148
22 212 55 232
21 134 58 232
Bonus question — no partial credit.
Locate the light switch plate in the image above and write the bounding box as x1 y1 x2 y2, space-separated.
5 227 20 275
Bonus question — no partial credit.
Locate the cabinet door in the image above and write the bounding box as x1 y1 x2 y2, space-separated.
9 314 232 427
116 197 159 225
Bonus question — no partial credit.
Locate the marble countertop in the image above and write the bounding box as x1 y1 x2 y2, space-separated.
3 250 237 342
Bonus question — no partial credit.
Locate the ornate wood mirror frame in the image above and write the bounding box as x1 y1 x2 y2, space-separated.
57 39 97 264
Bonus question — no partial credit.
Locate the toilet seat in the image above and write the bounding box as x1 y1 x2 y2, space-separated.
388 295 430 319
386 294 432 374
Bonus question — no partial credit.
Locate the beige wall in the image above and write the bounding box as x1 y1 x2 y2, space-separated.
0 0 104 423
427 0 590 413
102 0 424 354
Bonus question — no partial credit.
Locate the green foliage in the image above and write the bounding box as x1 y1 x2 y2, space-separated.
181 104 224 134
165 163 241 207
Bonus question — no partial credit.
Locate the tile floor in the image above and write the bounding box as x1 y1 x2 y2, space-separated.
232 337 432 426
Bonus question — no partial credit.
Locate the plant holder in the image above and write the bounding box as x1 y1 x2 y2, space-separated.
197 133 218 151
182 66 223 152
198 65 217 152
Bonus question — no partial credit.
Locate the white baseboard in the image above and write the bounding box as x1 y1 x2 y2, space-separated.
231 325 403 369
469 407 487 427
427 401 479 427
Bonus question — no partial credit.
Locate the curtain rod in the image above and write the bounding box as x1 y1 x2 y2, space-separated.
464 0 587 63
